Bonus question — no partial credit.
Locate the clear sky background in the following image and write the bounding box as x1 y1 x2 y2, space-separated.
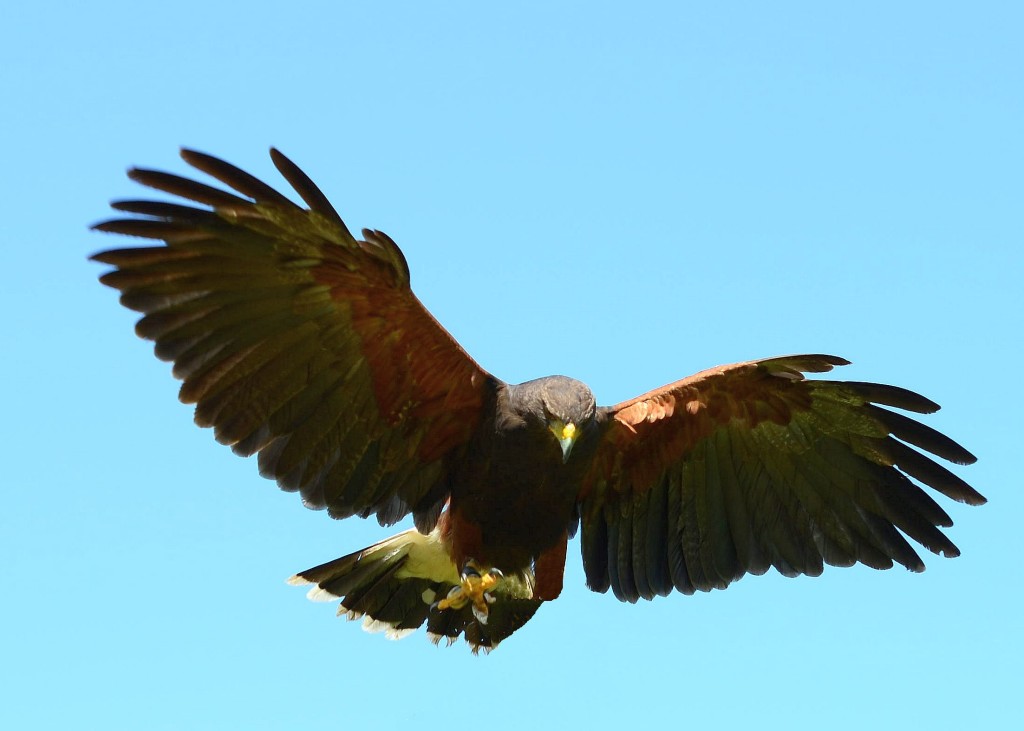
2 2 1020 729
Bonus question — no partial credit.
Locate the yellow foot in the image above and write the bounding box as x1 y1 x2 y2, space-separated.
437 562 503 624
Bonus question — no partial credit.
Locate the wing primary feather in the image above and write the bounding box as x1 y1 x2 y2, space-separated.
816 433 954 528
867 405 977 465
840 381 941 413
869 471 961 559
90 246 195 267
855 508 921 571
179 148 300 208
268 148 352 236
125 167 253 207
109 200 225 226
883 438 987 505
92 219 198 240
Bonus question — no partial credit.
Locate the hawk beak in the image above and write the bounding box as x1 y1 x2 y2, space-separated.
557 422 577 463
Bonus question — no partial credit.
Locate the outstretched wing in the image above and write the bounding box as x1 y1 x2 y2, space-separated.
578 354 983 602
92 148 497 529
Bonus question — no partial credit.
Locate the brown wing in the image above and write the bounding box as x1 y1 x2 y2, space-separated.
578 354 983 602
92 148 498 529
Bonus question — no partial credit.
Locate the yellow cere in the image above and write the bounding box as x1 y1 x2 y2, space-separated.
561 423 576 441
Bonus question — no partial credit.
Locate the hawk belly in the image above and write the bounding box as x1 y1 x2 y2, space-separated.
446 417 595 576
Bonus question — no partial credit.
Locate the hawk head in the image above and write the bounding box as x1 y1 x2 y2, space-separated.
509 376 597 462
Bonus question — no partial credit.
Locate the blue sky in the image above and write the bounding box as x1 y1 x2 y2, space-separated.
3 2 1021 729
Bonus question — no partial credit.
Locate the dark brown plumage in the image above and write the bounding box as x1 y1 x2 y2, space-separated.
92 148 984 652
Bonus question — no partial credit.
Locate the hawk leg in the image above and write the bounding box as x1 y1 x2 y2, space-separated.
437 561 503 624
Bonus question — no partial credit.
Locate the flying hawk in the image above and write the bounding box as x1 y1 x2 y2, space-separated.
92 148 984 652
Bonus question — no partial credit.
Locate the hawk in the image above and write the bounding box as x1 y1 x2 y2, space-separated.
92 148 984 652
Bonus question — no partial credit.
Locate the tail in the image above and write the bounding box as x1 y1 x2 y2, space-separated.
287 528 543 653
